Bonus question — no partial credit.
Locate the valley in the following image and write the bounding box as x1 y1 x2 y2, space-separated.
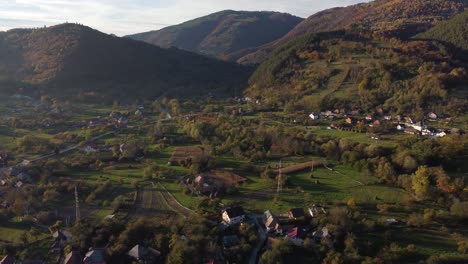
0 0 467 263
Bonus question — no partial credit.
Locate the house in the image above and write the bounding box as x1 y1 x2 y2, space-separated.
222 206 245 225
427 112 437 120
384 116 392 121
53 230 72 242
404 128 421 136
194 175 205 185
263 210 281 233
15 181 24 188
0 180 6 186
396 124 406 131
288 208 305 220
404 116 414 124
51 230 72 252
436 131 447 138
0 255 16 264
287 227 308 246
313 227 330 243
308 206 327 218
372 120 381 127
127 244 161 262
345 117 355 124
309 113 319 120
0 201 8 209
17 172 32 183
412 121 426 132
223 235 240 249
1 167 18 177
385 219 399 226
350 110 360 116
62 251 81 264
196 183 214 196
82 146 98 153
83 248 106 264
365 115 373 121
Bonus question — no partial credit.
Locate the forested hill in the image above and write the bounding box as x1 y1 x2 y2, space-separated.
0 23 251 100
238 0 467 64
127 10 303 61
415 10 468 52
246 31 468 118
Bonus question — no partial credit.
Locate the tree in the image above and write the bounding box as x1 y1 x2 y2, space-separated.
411 166 431 201
450 200 468 219
451 233 468 254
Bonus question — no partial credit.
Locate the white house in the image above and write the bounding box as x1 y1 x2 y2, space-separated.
222 206 245 225
427 112 437 120
309 113 319 120
308 206 327 218
396 124 406 131
412 121 426 132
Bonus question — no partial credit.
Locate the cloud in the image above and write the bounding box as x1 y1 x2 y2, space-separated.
0 0 370 35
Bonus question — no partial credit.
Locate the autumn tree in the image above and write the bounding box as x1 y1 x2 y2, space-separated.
412 166 431 201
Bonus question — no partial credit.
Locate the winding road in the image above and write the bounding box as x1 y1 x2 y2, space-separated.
249 214 267 264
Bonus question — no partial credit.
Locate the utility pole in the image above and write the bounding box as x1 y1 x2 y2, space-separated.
75 186 81 224
277 160 283 193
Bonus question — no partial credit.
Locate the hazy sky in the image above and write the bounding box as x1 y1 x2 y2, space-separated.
0 0 370 36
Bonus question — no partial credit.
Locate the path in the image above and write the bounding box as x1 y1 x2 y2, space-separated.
157 182 195 218
248 214 266 264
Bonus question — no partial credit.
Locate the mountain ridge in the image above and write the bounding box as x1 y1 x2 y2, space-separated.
127 10 303 61
0 23 252 100
237 0 468 64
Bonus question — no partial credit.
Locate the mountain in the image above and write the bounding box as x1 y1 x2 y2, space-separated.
127 10 303 61
0 23 251 100
238 0 468 64
415 10 468 51
246 31 467 117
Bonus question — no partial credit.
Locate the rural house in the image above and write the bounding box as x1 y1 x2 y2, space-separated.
62 251 81 264
127 244 161 262
263 210 281 233
427 112 437 120
309 113 319 120
288 208 305 220
287 227 308 246
0 255 15 264
222 206 245 225
83 248 106 264
308 206 327 218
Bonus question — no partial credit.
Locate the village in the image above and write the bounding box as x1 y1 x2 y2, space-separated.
0 95 466 264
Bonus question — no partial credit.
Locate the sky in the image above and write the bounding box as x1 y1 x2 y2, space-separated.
0 0 370 36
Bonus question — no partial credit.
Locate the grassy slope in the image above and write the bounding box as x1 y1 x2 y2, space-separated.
415 10 468 51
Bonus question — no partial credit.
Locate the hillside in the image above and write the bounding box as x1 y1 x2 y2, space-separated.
238 0 467 64
246 31 468 117
415 10 468 51
0 23 251 100
127 10 303 61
